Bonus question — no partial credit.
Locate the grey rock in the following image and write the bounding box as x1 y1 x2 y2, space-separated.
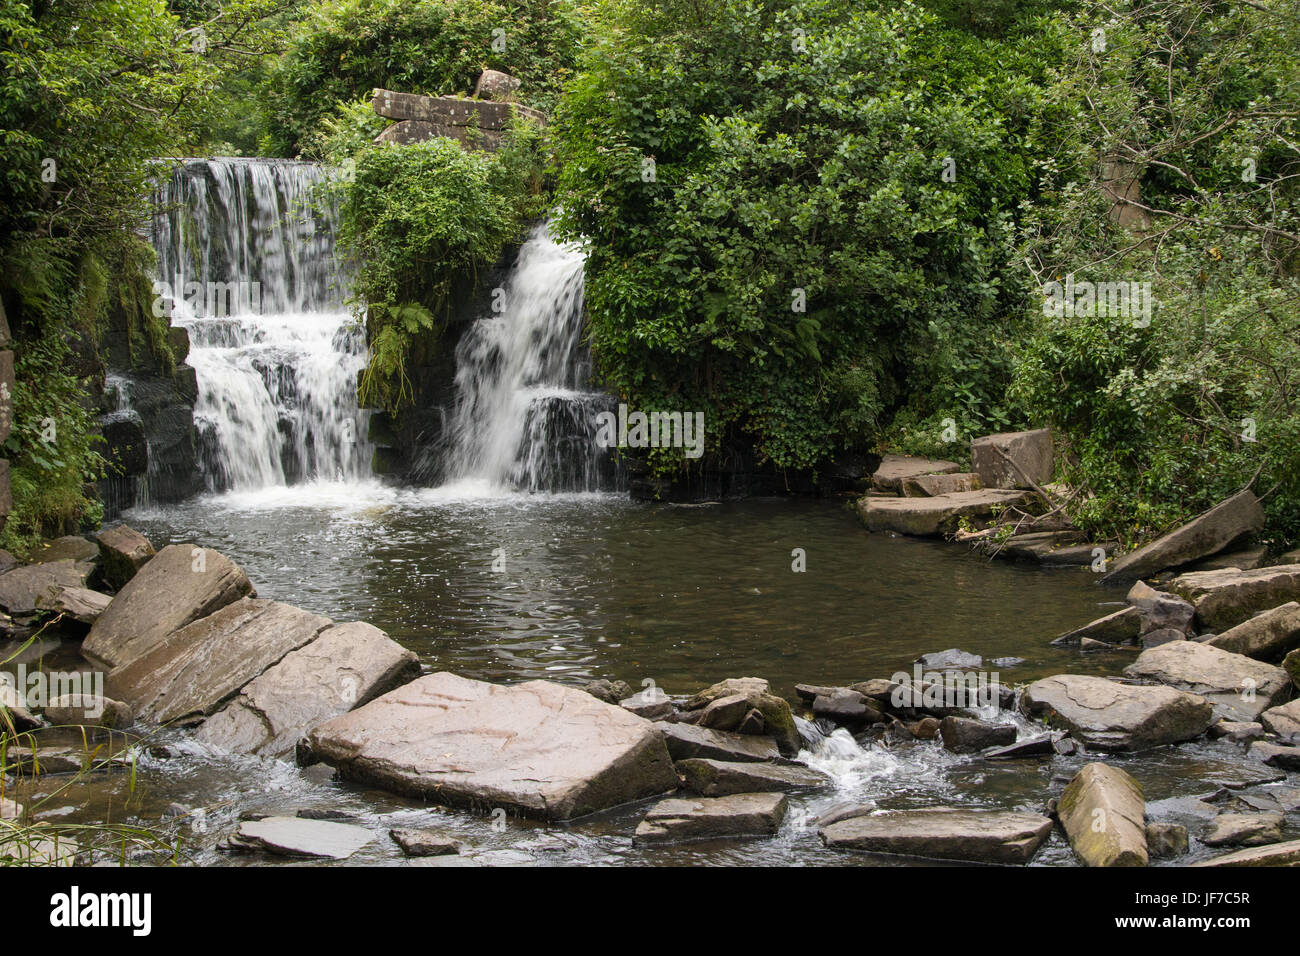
939 716 1017 754
659 722 782 763
1208 602 1300 660
1052 606 1142 647
1202 812 1284 848
1192 839 1300 867
1124 641 1291 721
1170 564 1300 632
230 816 374 859
633 793 787 845
857 489 1033 537
871 454 960 492
1101 490 1265 583
0 560 88 616
389 827 460 857
820 808 1053 865
1020 674 1215 751
1146 822 1188 858
94 524 155 590
971 429 1054 490
675 758 830 796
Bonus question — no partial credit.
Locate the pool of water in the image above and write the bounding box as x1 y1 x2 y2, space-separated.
6 482 1294 866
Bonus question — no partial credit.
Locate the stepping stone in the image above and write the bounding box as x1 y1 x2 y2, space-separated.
633 793 788 845
230 816 374 860
1192 838 1300 867
819 808 1053 865
389 828 460 857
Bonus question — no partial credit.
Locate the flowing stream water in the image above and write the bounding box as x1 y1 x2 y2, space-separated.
7 159 1291 866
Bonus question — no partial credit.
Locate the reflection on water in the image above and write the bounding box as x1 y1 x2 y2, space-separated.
124 482 1118 697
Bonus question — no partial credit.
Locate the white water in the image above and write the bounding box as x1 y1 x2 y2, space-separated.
443 223 619 493
149 158 369 492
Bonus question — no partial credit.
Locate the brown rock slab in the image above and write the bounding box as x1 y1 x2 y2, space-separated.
857 488 1032 537
1058 762 1148 866
94 524 155 590
871 454 961 492
971 429 1053 490
1019 674 1214 751
1124 641 1291 721
676 758 830 796
1170 565 1300 632
1101 491 1264 583
633 793 787 845
658 721 781 763
820 808 1053 865
1191 838 1300 867
1208 602 1300 660
82 544 254 670
197 620 419 757
305 673 678 821
0 560 88 616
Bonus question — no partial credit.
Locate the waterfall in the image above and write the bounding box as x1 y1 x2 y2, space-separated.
148 158 369 492
442 222 621 493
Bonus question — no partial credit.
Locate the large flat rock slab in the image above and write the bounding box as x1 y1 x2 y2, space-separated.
871 455 960 492
1020 674 1214 751
305 673 678 821
1101 490 1264 583
1170 565 1300 632
107 598 331 725
197 621 420 757
819 809 1053 864
633 793 788 845
82 544 254 670
1124 641 1291 721
857 489 1031 537
229 817 374 859
659 721 781 763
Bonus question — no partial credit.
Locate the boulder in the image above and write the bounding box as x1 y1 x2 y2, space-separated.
676 758 830 796
1210 720 1266 743
107 598 330 725
389 828 460 857
305 673 678 821
0 560 88 615
1260 699 1300 737
28 535 98 567
1191 838 1300 867
1145 822 1188 858
473 68 521 101
1184 546 1269 572
1141 628 1186 648
659 722 782 763
1126 580 1195 634
970 429 1053 490
1020 674 1215 751
619 689 674 720
1287 647 1300 690
1202 812 1284 848
1057 762 1148 867
901 472 982 497
870 454 960 493
697 693 752 731
812 690 883 724
94 524 154 590
228 816 373 860
1169 564 1300 631
197 621 420 757
982 732 1074 760
857 489 1032 537
1124 641 1291 721
819 809 1053 865
632 793 787 845
43 694 132 729
682 678 799 756
1101 490 1265 583
1052 605 1142 646
1208 602 1300 660
82 544 254 670
939 716 1017 753
582 678 632 705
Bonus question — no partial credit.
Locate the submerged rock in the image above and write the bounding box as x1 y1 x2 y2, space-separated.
1020 674 1215 751
1057 762 1148 867
1101 490 1265 583
82 544 254 670
1052 606 1141 647
633 793 788 845
1123 640 1291 721
305 672 678 821
675 758 830 796
819 808 1053 865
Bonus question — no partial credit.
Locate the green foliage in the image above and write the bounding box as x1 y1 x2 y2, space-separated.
264 0 582 156
1012 0 1300 545
336 125 548 414
553 0 1065 473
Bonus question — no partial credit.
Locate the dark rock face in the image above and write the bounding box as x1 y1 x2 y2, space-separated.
98 373 201 516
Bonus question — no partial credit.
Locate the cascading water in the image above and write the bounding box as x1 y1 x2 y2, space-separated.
442 222 621 493
148 158 369 492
